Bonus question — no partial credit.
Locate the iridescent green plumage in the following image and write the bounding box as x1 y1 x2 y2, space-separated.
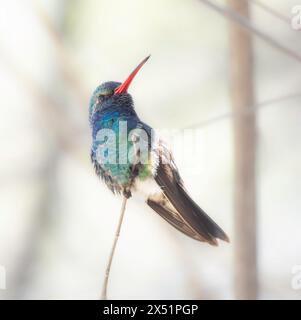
89 58 229 245
90 81 154 197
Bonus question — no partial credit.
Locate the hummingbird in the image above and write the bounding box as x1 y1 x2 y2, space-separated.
89 56 229 246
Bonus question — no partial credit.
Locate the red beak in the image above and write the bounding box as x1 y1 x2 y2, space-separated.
114 55 150 95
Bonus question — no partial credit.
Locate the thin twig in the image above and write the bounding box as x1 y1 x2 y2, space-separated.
101 196 128 300
30 0 90 105
0 44 88 157
185 91 301 129
198 0 301 63
246 0 291 24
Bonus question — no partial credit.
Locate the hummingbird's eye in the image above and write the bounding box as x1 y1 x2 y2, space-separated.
102 89 114 96
98 90 113 101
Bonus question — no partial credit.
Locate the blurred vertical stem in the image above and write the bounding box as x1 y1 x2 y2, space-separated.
101 197 127 300
12 0 70 298
227 0 258 299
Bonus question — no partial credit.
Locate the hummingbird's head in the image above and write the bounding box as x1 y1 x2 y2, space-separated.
89 55 150 125
89 81 121 118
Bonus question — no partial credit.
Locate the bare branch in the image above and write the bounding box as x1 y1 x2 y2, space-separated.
198 0 301 63
185 91 301 129
101 196 127 300
246 0 291 24
30 0 90 105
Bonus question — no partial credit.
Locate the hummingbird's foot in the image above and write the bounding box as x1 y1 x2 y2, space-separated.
122 188 132 199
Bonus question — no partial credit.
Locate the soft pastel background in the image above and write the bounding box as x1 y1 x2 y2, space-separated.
0 0 300 299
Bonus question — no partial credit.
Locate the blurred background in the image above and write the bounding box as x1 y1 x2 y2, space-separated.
0 0 300 299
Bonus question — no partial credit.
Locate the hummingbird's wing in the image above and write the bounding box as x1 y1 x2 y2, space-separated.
147 141 229 246
147 193 206 241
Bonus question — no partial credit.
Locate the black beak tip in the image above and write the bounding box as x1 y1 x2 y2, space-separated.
144 54 151 62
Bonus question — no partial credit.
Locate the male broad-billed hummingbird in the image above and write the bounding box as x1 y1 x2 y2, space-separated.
89 56 229 246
